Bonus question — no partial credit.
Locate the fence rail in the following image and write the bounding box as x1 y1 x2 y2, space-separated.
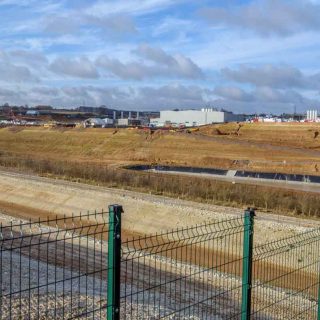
116 206 320 320
0 211 110 319
0 204 319 319
121 213 245 319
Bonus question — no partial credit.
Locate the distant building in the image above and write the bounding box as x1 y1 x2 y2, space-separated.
78 106 109 115
150 108 244 127
251 117 282 123
103 118 114 126
117 118 141 126
83 118 106 128
34 105 53 110
26 110 40 116
83 118 114 127
306 110 318 122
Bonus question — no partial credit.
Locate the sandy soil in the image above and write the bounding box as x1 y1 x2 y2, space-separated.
0 170 318 246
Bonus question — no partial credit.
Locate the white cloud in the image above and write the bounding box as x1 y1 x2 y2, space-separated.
96 57 149 80
44 16 80 34
96 44 203 80
200 0 320 37
152 17 195 37
85 14 137 34
213 85 320 113
214 86 254 102
221 64 320 90
86 0 179 17
0 0 35 6
0 84 210 109
10 50 48 65
134 44 177 66
0 64 37 82
49 57 99 79
0 51 39 83
1 82 319 114
43 13 137 36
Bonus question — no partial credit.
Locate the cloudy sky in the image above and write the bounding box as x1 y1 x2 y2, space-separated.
0 0 320 113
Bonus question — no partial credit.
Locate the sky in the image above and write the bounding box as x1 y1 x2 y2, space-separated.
0 0 320 114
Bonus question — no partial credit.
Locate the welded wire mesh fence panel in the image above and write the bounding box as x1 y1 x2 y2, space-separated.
0 211 109 320
251 227 320 320
121 216 245 319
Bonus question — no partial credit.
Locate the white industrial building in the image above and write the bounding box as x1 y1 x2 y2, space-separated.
150 108 244 127
306 110 319 122
117 118 141 126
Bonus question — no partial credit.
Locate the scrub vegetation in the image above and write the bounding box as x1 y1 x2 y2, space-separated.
0 152 319 217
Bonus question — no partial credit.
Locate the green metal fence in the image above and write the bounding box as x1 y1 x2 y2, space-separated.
107 205 320 319
251 227 320 319
0 210 110 319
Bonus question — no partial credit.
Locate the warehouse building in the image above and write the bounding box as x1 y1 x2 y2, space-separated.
150 108 244 127
117 118 141 126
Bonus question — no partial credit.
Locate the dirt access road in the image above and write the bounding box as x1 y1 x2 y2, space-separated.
0 169 318 244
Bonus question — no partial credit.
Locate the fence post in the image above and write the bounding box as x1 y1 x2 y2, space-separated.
241 208 255 320
107 204 123 320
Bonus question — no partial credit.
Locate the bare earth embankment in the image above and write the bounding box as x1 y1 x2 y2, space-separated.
0 123 320 175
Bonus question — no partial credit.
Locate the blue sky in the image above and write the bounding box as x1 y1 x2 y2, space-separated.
0 0 320 113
